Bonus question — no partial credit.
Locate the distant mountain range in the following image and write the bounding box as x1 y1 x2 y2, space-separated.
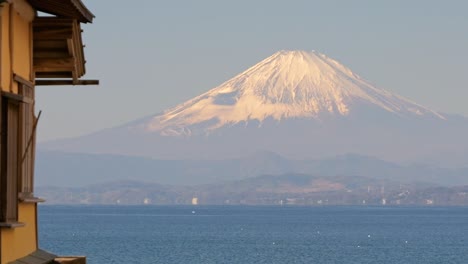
36 150 468 187
36 174 468 206
37 49 468 201
40 50 468 166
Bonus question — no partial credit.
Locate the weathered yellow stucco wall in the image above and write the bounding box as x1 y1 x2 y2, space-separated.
1 203 38 264
0 2 37 264
0 5 11 91
12 6 31 83
0 2 32 93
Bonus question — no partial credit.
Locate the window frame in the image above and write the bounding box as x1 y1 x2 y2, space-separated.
0 74 35 225
0 94 21 223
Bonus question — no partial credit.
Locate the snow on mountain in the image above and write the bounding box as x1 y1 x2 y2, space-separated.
138 50 444 136
40 50 468 166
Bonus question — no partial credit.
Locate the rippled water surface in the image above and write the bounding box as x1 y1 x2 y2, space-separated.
39 205 468 263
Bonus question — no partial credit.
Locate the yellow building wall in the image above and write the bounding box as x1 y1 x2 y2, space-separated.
1 203 38 264
0 2 32 93
12 7 31 84
0 5 11 92
0 2 37 264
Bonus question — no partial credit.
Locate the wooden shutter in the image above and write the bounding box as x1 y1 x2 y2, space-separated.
0 75 35 223
19 83 35 196
0 98 20 222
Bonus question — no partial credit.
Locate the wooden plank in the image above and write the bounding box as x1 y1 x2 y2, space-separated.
35 79 99 86
67 39 75 59
1 92 33 104
18 93 25 196
34 72 73 78
55 257 86 264
6 102 19 222
33 40 68 50
33 28 73 40
33 17 75 27
67 39 79 81
34 57 76 78
31 114 37 194
19 196 45 203
19 88 35 195
20 83 34 99
33 250 57 261
0 98 6 222
73 22 85 77
20 109 42 188
33 50 70 59
0 222 25 228
34 57 75 69
13 74 34 88
27 0 95 23
8 249 57 263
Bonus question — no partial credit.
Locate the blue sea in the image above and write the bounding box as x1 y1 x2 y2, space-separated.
38 205 468 264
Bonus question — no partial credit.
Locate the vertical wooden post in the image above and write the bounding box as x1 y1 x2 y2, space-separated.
0 97 8 222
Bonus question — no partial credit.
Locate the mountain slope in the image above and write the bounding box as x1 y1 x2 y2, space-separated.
40 50 468 165
134 50 444 136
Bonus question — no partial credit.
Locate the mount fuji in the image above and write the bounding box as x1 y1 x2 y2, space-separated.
42 50 468 166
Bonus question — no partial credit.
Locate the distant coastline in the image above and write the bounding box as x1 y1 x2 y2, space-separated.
36 174 468 206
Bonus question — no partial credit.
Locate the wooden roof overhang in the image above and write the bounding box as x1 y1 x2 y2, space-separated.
27 0 94 23
33 17 86 82
29 0 98 86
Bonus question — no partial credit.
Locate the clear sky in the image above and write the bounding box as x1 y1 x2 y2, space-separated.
35 0 468 141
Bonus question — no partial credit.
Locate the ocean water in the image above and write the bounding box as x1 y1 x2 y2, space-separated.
38 205 468 264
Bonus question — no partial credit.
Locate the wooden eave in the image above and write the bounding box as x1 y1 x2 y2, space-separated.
27 0 94 23
9 249 57 264
33 17 86 83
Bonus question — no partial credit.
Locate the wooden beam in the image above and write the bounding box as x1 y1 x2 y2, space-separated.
35 79 99 86
74 22 85 76
34 40 68 50
33 28 73 40
34 57 75 73
32 17 75 27
1 91 34 104
27 1 95 23
19 196 45 203
0 222 25 228
35 72 73 78
33 50 70 59
13 74 34 88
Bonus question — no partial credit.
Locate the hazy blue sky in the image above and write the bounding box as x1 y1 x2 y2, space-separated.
35 0 468 141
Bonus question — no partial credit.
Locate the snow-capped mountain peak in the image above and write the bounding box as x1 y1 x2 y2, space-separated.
141 50 444 136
